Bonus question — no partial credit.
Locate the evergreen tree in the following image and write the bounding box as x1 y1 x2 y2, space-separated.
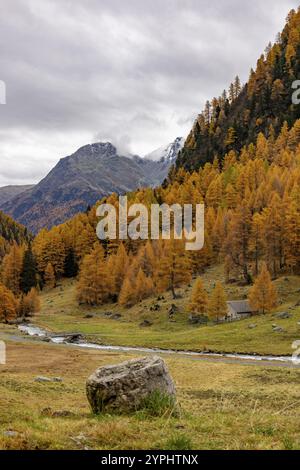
1 242 23 295
77 245 110 305
20 246 38 293
155 239 192 299
0 283 18 323
44 262 56 289
189 278 208 315
208 282 227 322
113 243 129 292
19 288 41 318
135 268 154 302
64 248 79 278
248 263 278 314
118 277 136 307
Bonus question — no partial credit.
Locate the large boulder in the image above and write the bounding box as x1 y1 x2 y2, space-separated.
86 356 176 414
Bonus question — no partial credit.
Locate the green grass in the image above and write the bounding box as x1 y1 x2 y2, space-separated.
165 433 193 450
34 266 300 356
139 390 178 418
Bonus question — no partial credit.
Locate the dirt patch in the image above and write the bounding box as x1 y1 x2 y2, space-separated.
248 369 300 385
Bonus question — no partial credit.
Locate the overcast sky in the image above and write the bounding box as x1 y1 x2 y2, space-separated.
0 0 299 186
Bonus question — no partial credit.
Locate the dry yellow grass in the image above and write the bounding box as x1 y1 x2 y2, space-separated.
1 339 300 450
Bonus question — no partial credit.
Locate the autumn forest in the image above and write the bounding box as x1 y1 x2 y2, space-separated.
1 10 300 326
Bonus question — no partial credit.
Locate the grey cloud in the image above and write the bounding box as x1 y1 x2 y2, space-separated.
0 0 299 184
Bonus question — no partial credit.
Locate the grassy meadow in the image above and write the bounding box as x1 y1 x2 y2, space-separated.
1 265 300 450
1 340 300 450
34 265 300 356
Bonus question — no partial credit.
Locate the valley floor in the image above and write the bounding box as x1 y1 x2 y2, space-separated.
1 265 300 450
35 266 300 356
1 339 300 450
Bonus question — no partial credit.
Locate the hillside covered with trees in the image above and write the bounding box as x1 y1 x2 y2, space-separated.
176 8 300 171
1 8 300 322
0 211 40 322
26 115 299 312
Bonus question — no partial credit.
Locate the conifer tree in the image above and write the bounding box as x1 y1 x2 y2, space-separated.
19 288 41 318
234 75 241 99
0 283 18 323
190 233 213 274
223 203 252 283
284 201 300 271
225 127 237 149
33 227 66 278
261 193 285 277
155 239 192 299
118 276 136 307
208 282 227 322
206 176 223 209
20 246 38 293
137 240 157 277
77 244 109 305
250 213 264 276
113 243 129 292
64 248 79 278
44 262 56 289
1 242 23 295
248 263 278 314
135 268 154 302
225 183 238 209
189 278 208 315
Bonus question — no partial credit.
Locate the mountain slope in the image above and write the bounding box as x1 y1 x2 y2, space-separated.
145 137 184 162
177 8 300 171
0 185 34 206
1 141 181 233
0 211 30 245
133 137 184 186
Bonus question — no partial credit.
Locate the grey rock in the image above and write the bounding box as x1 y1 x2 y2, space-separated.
140 320 153 328
3 431 19 438
150 304 160 312
42 336 51 343
35 376 63 383
35 376 52 383
276 312 292 320
188 315 208 325
273 326 285 333
111 314 122 320
86 356 176 414
41 408 73 417
7 318 25 325
53 377 63 383
157 296 165 301
52 410 74 417
168 304 178 317
70 434 87 444
248 324 257 329
64 333 83 344
104 312 113 317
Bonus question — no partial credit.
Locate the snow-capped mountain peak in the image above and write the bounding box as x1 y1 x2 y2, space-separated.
144 137 184 163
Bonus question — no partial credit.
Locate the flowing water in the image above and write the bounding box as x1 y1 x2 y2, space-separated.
18 324 296 364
